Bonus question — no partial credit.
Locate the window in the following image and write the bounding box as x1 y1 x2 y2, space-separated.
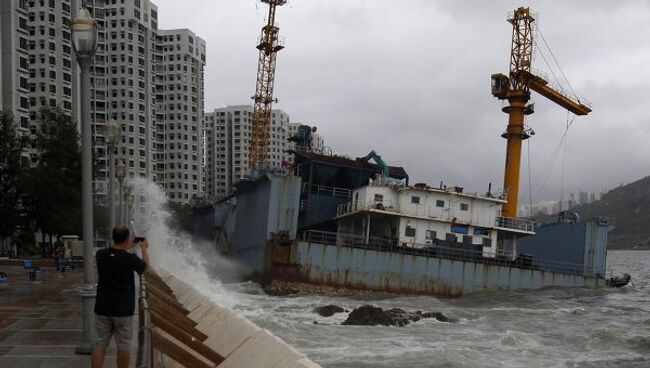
451 225 469 234
460 203 469 211
436 200 445 207
425 230 436 241
462 235 473 244
374 194 383 202
445 233 457 243
411 196 420 204
404 226 416 237
474 227 490 236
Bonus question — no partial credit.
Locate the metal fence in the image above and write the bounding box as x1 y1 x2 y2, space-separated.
301 230 585 276
495 216 535 232
135 274 152 368
302 183 353 199
135 268 226 367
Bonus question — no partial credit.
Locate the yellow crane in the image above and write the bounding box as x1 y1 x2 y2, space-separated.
249 0 286 171
491 7 592 218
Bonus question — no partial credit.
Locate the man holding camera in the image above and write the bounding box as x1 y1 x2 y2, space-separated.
91 225 149 368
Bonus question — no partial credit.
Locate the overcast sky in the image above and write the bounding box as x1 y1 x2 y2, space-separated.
153 0 650 203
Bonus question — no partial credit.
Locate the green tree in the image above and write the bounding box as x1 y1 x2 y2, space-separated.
22 109 82 253
0 111 29 250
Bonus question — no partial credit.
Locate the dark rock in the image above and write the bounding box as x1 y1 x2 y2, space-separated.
422 311 456 323
342 305 456 326
342 305 396 326
314 305 346 317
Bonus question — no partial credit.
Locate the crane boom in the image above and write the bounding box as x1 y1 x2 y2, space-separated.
491 7 591 218
524 71 592 115
249 0 286 171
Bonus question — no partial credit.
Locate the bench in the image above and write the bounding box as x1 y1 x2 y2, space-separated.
22 259 42 281
0 271 7 284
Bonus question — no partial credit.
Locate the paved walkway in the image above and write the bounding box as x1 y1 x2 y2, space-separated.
0 265 137 367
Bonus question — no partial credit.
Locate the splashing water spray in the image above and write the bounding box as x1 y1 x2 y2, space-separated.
128 178 244 307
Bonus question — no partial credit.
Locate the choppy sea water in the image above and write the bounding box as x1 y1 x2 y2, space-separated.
225 251 649 368
133 181 649 368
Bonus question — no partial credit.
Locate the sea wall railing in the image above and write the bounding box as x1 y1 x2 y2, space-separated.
300 230 585 276
135 274 152 367
135 268 226 367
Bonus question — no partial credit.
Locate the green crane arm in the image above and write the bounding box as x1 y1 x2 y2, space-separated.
360 150 389 177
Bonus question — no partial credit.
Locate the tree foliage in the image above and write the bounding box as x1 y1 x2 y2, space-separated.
0 112 29 239
22 109 82 240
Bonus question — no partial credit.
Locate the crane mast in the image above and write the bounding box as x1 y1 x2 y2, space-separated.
249 0 286 171
491 7 591 218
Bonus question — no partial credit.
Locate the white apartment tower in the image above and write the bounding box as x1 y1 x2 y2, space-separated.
204 105 292 198
0 0 76 166
157 29 205 202
0 0 206 204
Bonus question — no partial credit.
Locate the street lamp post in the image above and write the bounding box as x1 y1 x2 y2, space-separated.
115 159 126 225
122 184 132 225
105 120 121 242
126 189 135 227
72 6 98 355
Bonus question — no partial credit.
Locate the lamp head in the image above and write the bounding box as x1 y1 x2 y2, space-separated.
115 159 126 180
105 120 121 144
72 8 98 59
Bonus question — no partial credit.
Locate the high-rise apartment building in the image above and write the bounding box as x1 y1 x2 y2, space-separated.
157 28 205 202
1 0 75 165
204 105 292 198
1 0 206 204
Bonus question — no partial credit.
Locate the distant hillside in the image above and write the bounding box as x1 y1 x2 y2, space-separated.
535 176 650 250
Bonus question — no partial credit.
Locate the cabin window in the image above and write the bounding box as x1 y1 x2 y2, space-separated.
436 200 445 207
460 203 469 211
474 227 490 236
411 196 420 204
451 224 469 234
425 230 436 241
404 226 416 237
445 233 457 242
374 193 383 203
462 235 473 244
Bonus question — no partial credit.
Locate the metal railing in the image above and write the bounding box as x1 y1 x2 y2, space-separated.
135 268 226 367
496 216 535 233
302 183 353 199
336 199 399 217
135 274 152 368
300 230 585 276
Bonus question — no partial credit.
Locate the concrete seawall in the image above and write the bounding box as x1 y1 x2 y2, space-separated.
156 267 320 368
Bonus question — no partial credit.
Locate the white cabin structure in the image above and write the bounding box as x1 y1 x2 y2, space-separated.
335 179 535 258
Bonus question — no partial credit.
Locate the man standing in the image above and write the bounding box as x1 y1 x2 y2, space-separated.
91 225 149 368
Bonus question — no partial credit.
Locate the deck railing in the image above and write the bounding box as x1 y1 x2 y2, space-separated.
496 216 535 233
300 230 585 276
302 183 353 199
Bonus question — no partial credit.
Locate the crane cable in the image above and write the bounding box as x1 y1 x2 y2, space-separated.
523 113 576 203
533 22 580 101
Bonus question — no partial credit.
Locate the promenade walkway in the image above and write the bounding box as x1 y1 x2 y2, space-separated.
0 264 134 367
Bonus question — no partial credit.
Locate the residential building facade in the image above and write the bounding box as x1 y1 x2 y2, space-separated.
0 0 206 204
204 105 292 199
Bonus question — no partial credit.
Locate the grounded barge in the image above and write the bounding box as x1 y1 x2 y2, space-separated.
197 6 620 297
206 151 610 297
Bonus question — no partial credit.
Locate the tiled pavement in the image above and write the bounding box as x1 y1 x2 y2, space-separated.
0 265 137 367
